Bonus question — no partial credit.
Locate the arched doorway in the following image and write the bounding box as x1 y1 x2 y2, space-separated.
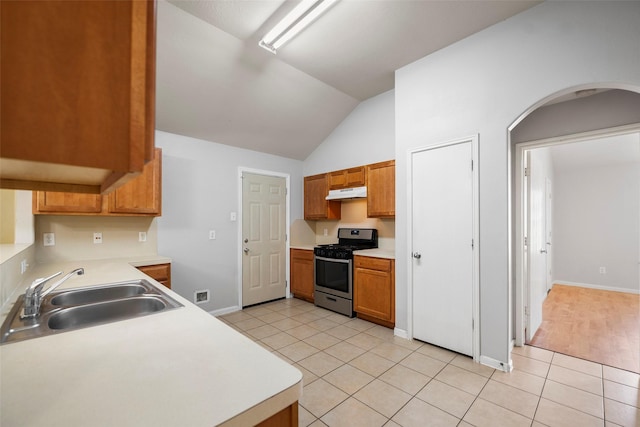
510 86 640 373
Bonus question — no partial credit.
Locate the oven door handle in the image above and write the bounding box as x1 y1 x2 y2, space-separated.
315 256 351 264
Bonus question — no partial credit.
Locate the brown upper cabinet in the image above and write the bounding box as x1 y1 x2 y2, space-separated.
367 160 395 218
304 174 341 220
328 166 366 190
0 0 157 194
34 149 162 216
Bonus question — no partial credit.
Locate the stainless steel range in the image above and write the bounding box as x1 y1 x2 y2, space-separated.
314 228 378 317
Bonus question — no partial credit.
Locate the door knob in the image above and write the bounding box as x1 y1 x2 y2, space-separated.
244 238 248 243
243 248 250 254
413 252 422 259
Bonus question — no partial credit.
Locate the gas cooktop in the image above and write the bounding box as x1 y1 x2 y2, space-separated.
314 228 378 259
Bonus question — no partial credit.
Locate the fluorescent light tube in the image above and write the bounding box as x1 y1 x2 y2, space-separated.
259 0 338 54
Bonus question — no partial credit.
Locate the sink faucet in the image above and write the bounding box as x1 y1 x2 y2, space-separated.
21 268 84 319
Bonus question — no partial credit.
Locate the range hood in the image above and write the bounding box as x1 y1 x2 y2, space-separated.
326 186 367 200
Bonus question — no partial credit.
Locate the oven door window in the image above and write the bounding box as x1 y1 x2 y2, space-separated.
315 257 350 294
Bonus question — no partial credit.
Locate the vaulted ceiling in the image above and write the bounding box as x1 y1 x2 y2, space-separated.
155 0 540 160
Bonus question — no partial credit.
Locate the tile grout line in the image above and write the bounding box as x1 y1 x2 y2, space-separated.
219 300 633 426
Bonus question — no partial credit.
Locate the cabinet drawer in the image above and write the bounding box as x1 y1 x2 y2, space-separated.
291 248 314 261
354 256 391 272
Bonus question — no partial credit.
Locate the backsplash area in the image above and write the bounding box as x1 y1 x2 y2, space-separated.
35 216 158 264
0 244 36 311
314 199 395 249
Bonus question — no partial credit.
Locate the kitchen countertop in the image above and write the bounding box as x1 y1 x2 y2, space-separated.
354 248 395 259
290 245 315 251
290 246 395 259
0 259 302 427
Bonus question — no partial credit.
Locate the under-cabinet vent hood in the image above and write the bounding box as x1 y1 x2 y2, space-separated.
326 186 367 200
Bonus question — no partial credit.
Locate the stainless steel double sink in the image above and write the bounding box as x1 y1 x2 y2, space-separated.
0 279 183 344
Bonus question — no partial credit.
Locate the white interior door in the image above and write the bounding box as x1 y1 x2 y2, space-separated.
545 177 553 292
411 140 476 357
526 151 546 341
242 172 286 307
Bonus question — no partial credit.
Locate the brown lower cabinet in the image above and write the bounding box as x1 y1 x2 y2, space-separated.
290 249 314 302
136 263 171 289
354 255 395 328
256 402 298 427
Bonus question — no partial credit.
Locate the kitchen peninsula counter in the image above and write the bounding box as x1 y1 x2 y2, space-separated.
0 259 302 426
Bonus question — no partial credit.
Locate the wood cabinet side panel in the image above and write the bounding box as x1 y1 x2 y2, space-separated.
109 148 161 214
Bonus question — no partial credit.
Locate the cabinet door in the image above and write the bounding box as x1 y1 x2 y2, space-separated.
1 0 156 194
34 148 161 216
109 148 162 215
354 256 395 327
367 160 395 218
290 249 314 302
328 167 366 190
304 174 340 220
34 192 103 214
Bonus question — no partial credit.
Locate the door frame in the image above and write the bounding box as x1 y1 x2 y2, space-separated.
513 123 640 346
237 167 291 308
406 134 480 362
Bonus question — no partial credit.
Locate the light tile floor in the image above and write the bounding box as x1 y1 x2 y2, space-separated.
217 298 640 427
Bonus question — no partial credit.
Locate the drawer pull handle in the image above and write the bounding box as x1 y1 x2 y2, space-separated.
327 297 337 302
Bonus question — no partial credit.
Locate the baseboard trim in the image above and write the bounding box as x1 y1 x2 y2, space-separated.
480 355 512 372
553 280 639 295
394 328 409 339
209 305 241 316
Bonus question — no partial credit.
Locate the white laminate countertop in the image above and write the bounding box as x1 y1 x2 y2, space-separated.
0 259 302 427
353 249 395 259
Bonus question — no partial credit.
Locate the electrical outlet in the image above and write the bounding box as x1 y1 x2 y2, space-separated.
20 259 28 274
599 267 606 274
323 228 328 236
194 290 210 304
139 232 147 242
93 232 103 244
43 232 55 246
209 230 216 240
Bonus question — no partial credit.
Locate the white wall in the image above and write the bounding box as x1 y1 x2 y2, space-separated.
155 131 304 312
304 89 395 176
553 161 639 293
512 89 640 143
395 1 640 367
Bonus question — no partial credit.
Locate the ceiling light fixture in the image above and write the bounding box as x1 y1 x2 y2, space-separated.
259 0 338 54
